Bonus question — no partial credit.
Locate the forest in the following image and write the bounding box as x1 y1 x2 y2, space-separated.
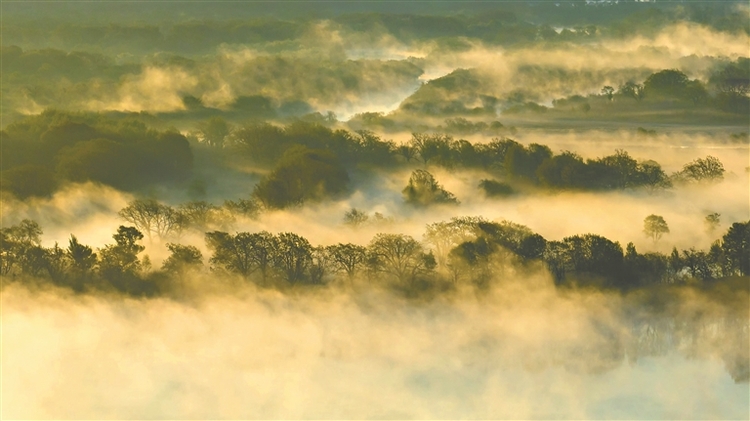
2 1 748 419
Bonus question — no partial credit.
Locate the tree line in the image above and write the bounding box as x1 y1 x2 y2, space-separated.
0 110 192 198
2 215 747 297
210 119 725 207
550 64 750 116
0 110 728 207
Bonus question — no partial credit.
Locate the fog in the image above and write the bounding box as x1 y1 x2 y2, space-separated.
4 14 749 122
2 2 749 419
4 275 748 419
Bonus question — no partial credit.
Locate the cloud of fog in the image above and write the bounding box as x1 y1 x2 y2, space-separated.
4 18 747 120
85 66 198 113
3 270 747 419
1 182 132 248
398 22 749 108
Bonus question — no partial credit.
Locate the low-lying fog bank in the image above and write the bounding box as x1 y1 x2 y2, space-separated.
3 277 748 419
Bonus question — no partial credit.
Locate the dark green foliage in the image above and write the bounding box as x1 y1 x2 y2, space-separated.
253 146 350 209
0 219 43 276
1 165 57 198
710 59 750 96
503 143 552 182
98 226 154 295
67 235 97 272
402 169 458 206
205 231 277 283
447 237 495 288
196 117 231 148
273 232 314 284
564 234 624 278
229 122 288 164
623 243 669 287
721 221 750 276
536 151 589 189
207 231 263 278
4 217 748 297
56 138 134 188
1 112 192 194
162 243 203 274
710 59 750 113
618 81 645 101
476 220 547 260
409 133 455 166
479 179 514 197
535 150 671 191
643 69 689 99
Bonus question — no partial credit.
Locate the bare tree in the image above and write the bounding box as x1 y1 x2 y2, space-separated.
118 199 182 241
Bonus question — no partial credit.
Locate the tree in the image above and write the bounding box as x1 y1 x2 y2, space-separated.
367 233 435 285
178 201 232 232
197 116 230 148
395 144 417 163
681 248 712 281
601 86 615 101
561 234 624 285
309 246 331 285
118 199 183 241
1 164 57 198
326 243 367 281
618 81 644 101
479 179 514 197
704 213 721 235
98 226 147 292
253 146 349 209
43 243 69 284
343 208 369 228
67 235 97 287
637 160 672 192
0 219 43 276
205 231 277 282
710 59 750 96
223 198 261 219
162 243 203 273
675 156 725 183
424 216 484 266
642 69 695 101
409 133 454 166
503 143 552 182
721 221 750 276
402 169 458 206
536 151 588 189
273 232 313 284
447 237 495 286
644 215 670 242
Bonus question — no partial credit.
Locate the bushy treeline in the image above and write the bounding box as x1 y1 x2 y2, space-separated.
0 110 192 198
395 63 749 120
220 119 722 204
545 65 750 116
2 216 747 298
1 111 726 205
